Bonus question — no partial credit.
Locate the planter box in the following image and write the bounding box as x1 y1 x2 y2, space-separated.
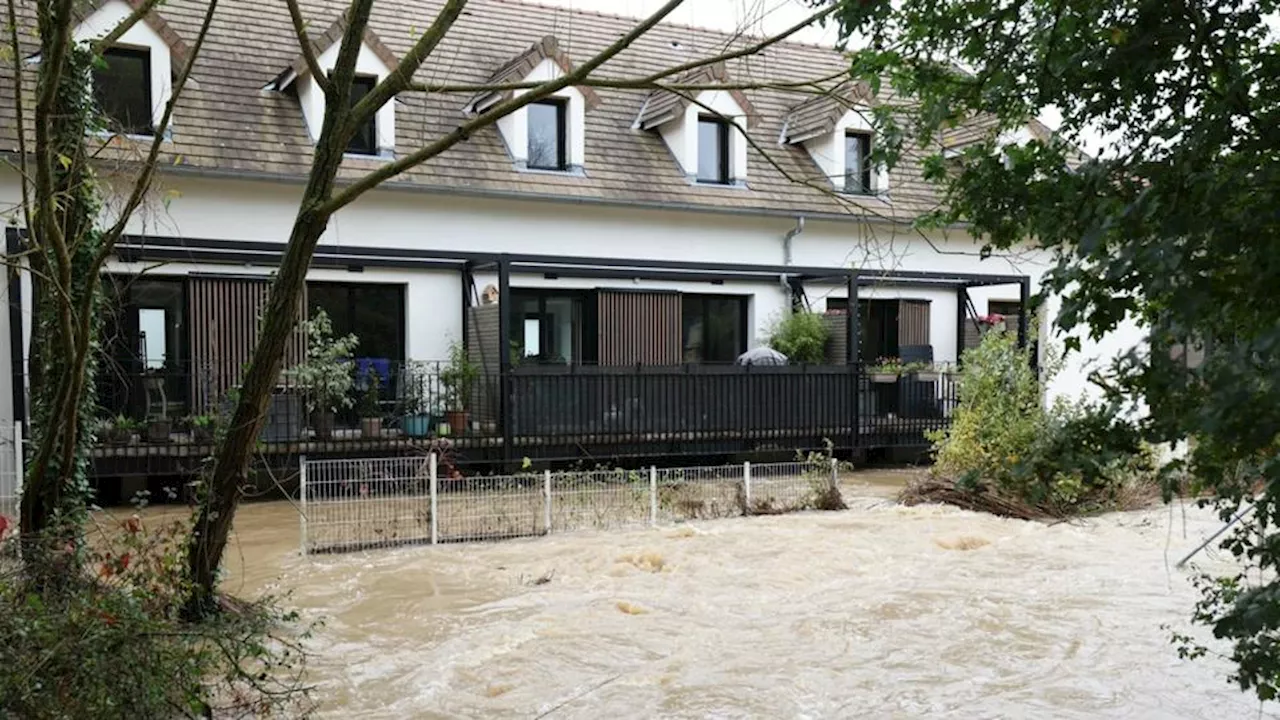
913 372 940 382
870 373 899 384
401 414 433 438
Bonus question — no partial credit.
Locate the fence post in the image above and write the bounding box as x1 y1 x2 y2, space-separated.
544 469 553 535
429 452 439 545
649 466 658 527
743 461 752 515
298 454 308 556
830 456 838 491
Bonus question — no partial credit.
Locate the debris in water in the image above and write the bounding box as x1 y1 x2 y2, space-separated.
616 601 648 615
934 536 991 551
616 552 667 573
667 527 697 539
485 684 514 698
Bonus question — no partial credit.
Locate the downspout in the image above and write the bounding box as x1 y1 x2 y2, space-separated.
781 215 805 267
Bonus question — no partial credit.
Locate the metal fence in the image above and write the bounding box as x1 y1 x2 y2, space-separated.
0 422 22 529
300 455 842 555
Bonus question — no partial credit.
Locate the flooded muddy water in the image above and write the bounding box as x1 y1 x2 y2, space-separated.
163 472 1267 718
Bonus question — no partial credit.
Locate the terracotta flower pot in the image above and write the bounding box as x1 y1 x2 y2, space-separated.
361 417 383 438
311 410 336 440
444 410 468 435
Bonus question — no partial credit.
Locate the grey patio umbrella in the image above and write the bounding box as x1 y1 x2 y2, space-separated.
736 346 789 366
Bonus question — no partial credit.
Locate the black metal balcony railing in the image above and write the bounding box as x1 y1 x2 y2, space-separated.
33 359 958 475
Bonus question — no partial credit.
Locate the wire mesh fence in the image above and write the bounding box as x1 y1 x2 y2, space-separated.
300 456 843 555
0 422 23 531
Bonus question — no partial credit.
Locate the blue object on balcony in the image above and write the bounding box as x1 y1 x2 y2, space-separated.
355 357 392 387
402 414 433 438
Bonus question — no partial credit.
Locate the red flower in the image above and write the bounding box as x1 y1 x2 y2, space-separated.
124 517 141 534
0 515 9 539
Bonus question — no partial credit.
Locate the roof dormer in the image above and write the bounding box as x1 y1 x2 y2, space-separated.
637 64 756 185
465 36 601 173
273 14 400 157
74 0 190 136
783 83 889 196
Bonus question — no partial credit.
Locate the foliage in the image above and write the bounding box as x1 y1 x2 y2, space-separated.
827 0 1280 698
398 361 438 417
439 341 478 411
767 310 830 364
926 329 1151 514
0 513 312 717
189 414 215 429
287 309 359 415
797 439 849 511
358 371 382 418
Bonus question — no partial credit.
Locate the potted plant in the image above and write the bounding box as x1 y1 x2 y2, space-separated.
102 414 140 445
188 414 216 443
867 357 904 383
146 414 172 443
358 371 383 438
439 341 478 435
398 361 435 438
766 310 830 364
908 362 941 382
287 309 358 441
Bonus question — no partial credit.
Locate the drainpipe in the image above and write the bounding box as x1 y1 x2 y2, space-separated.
781 215 805 267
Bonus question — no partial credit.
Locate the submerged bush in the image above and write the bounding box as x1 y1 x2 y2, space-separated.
919 329 1155 517
767 311 830 364
0 514 313 718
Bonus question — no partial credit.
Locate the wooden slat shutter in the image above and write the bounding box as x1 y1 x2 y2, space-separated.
187 276 306 413
597 290 681 366
899 299 931 346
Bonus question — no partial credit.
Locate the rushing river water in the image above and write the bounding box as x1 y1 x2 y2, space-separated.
155 471 1268 718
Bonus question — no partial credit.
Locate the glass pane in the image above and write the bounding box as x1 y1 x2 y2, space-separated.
527 101 563 169
347 76 378 155
844 133 866 192
682 299 705 363
522 318 542 357
705 298 743 362
543 297 576 363
138 308 166 369
697 119 725 183
93 48 152 135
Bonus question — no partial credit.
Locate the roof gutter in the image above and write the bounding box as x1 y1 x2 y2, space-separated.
148 162 923 228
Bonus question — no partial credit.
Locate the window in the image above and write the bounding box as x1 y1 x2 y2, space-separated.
697 115 731 184
844 131 872 194
987 300 1022 318
93 47 152 135
307 282 406 368
527 99 567 170
682 294 746 363
346 75 379 155
513 290 595 364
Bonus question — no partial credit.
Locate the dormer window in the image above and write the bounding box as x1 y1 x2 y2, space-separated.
697 115 731 184
93 47 153 136
636 64 755 186
783 83 889 197
527 99 567 171
346 75 378 155
844 131 872 194
466 36 599 174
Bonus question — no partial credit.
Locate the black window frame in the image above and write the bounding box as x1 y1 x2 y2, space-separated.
93 46 154 136
696 115 732 185
526 98 568 171
844 130 873 194
306 281 407 368
346 74 380 156
511 289 596 365
681 293 748 364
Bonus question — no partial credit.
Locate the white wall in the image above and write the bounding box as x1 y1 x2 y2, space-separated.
0 168 1144 402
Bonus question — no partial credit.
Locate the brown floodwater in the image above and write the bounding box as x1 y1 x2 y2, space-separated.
123 471 1269 718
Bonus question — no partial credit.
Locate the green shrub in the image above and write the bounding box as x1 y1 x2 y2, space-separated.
926 328 1154 515
0 515 312 718
767 311 830 364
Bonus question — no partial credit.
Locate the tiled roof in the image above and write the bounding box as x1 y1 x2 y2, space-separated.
782 81 872 144
635 62 758 130
87 0 194 68
1 0 1007 223
279 9 401 86
466 34 602 113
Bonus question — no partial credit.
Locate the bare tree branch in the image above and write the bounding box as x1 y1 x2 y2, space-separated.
90 0 164 54
412 71 852 95
283 0 328 93
322 0 690 214
347 0 468 126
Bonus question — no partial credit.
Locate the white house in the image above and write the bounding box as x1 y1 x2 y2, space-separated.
0 0 1142 474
